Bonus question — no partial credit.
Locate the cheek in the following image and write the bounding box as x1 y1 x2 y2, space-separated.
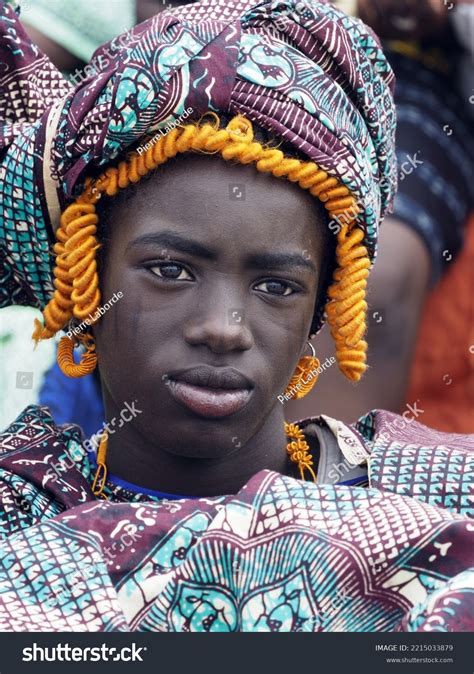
93 296 158 411
93 279 184 378
93 257 148 371
96 259 146 346
254 304 313 393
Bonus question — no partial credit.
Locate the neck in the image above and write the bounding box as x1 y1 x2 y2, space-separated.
99 401 290 497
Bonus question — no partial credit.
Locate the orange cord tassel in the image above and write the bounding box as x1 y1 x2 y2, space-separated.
285 422 317 482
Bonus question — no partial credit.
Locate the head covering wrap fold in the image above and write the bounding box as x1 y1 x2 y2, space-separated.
0 0 397 313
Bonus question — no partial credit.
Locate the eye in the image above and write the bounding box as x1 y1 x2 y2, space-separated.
253 279 298 296
148 262 194 281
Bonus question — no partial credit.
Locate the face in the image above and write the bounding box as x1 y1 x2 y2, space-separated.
93 153 327 459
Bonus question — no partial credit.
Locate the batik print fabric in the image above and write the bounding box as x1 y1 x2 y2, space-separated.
0 405 472 632
0 0 397 317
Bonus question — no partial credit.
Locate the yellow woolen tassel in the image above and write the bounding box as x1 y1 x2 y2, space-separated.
326 224 369 382
57 333 97 377
284 342 320 399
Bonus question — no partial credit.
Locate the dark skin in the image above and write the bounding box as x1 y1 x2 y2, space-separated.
93 153 327 497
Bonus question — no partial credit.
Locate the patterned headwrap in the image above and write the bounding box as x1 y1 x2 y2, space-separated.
0 0 397 378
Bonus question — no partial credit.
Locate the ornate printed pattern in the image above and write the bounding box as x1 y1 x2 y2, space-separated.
0 0 397 315
355 410 474 517
0 405 472 632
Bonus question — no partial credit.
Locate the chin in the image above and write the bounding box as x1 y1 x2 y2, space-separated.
151 416 251 460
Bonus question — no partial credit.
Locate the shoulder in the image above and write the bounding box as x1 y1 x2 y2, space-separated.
355 408 474 450
359 409 473 516
298 408 474 450
298 410 473 517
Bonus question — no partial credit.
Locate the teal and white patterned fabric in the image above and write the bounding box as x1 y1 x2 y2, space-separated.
0 405 472 632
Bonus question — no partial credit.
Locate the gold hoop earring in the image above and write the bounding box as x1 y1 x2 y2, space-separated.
284 341 320 399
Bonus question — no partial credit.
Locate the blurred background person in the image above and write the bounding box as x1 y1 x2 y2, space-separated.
288 0 474 433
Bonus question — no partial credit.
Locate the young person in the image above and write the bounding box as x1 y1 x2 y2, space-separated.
0 0 472 632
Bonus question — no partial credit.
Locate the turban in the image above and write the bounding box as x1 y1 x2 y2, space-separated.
0 0 397 328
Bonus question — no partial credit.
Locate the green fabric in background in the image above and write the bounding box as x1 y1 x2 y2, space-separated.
18 0 136 62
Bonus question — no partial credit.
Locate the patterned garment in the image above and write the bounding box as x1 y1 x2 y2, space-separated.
0 405 472 632
0 0 397 316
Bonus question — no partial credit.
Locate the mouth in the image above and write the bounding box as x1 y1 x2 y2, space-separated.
164 366 254 419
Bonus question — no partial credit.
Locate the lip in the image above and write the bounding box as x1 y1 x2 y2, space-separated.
164 366 254 419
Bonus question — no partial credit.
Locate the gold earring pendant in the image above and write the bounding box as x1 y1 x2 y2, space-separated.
284 341 320 399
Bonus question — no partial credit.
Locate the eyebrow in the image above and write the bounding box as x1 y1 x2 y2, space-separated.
127 231 317 272
246 252 317 272
126 232 216 260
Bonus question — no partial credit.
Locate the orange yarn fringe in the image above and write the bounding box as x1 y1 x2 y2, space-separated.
91 432 108 498
327 225 369 381
32 114 369 381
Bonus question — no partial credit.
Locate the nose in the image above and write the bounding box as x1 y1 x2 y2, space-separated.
183 305 254 355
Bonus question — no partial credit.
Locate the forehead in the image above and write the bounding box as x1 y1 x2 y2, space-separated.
104 153 327 255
